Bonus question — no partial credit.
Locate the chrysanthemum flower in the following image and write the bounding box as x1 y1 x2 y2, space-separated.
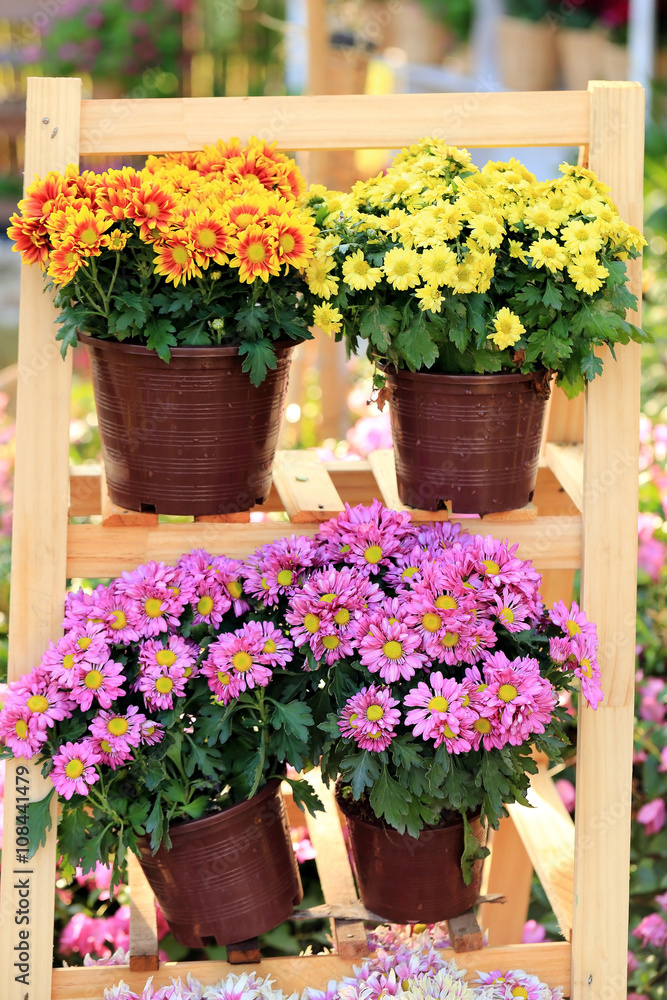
88 589 142 645
126 183 177 237
243 535 318 606
70 660 126 712
529 238 568 272
405 672 475 752
383 247 422 290
305 255 339 299
313 302 344 336
152 235 203 287
493 588 534 633
140 720 165 746
135 661 188 712
566 253 609 294
230 223 280 283
4 675 73 732
548 600 597 640
273 212 317 268
342 249 382 291
488 308 525 350
203 626 273 694
89 704 146 752
89 738 135 771
359 618 426 682
482 651 556 741
243 621 294 668
47 239 87 284
185 210 233 266
560 633 604 709
7 213 50 267
117 566 187 637
0 706 48 758
339 685 401 751
51 740 101 800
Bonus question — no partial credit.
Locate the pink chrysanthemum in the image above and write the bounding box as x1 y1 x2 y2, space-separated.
0 705 48 758
473 969 558 1000
404 672 475 753
116 561 187 637
178 551 251 615
548 599 597 640
482 651 557 742
89 704 147 751
135 663 188 712
242 535 319 606
568 633 604 710
359 617 426 682
138 635 198 678
316 500 414 574
202 625 273 695
200 661 244 705
51 740 101 800
190 579 232 627
413 520 468 555
66 621 113 665
140 720 165 745
39 637 85 688
381 545 431 594
70 660 126 712
493 587 535 633
242 620 294 668
4 675 74 732
62 586 100 631
404 583 474 644
338 685 401 751
89 588 141 645
309 626 357 665
89 737 135 770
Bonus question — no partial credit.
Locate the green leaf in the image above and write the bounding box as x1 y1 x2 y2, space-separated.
176 319 211 346
181 795 210 819
238 340 278 387
543 281 563 310
144 316 177 361
340 750 381 799
185 735 221 778
460 813 490 885
27 788 55 856
395 313 438 371
359 302 400 353
369 765 410 831
110 291 149 332
145 793 168 853
235 303 269 337
271 701 313 744
281 776 324 817
580 351 605 382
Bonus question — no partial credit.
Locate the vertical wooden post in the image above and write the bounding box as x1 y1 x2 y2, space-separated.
0 76 81 1000
478 818 533 946
572 81 644 1000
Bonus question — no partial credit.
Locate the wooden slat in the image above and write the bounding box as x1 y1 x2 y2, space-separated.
507 765 575 941
77 91 591 156
304 771 367 959
50 941 572 999
544 444 584 512
127 853 159 972
69 465 103 517
478 817 533 946
484 501 537 522
0 76 83 1000
368 449 451 520
272 450 345 522
572 81 643 1000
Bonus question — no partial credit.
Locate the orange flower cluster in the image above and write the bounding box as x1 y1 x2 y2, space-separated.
9 137 317 287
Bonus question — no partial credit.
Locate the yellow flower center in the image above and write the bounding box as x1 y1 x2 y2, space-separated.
65 759 85 779
172 245 190 266
144 597 164 619
81 226 98 245
322 635 340 650
435 595 457 610
261 577 270 591
512 990 528 999
402 566 419 579
197 595 214 616
198 227 217 248
498 684 518 703
101 739 114 753
77 637 92 650
422 612 441 633
320 593 337 603
156 651 177 669
110 610 127 630
441 632 459 648
280 233 296 253
277 569 293 586
107 717 129 736
155 676 174 694
340 544 350 554
247 241 267 263
217 671 231 686
366 704 384 721
228 580 242 599
500 607 515 624
232 651 253 672
428 696 448 713
580 657 592 677
461 694 470 707
442 724 455 739
143 726 155 737
145 201 161 218
566 619 581 636
84 670 104 690
62 654 75 670
474 718 492 734
304 613 320 634
263 639 277 654
364 545 383 564
15 719 28 739
382 640 403 660
482 559 501 575
334 608 350 625
27 695 48 713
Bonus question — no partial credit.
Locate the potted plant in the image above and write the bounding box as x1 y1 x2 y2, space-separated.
8 137 320 515
277 500 603 923
304 137 647 513
498 0 559 90
0 548 322 948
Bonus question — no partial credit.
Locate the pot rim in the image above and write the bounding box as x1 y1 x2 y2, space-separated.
380 364 551 387
140 776 283 844
77 332 296 359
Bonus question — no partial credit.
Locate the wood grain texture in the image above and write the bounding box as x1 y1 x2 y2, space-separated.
572 80 644 1000
0 75 82 1000
272 449 345 522
128 853 159 969
544 443 584 512
77 91 591 155
478 818 533 947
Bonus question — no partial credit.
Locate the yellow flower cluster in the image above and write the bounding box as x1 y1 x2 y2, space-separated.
304 138 646 339
9 138 317 288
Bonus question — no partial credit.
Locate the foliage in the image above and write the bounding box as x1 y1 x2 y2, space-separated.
304 138 647 399
8 138 319 385
0 550 323 887
36 0 187 95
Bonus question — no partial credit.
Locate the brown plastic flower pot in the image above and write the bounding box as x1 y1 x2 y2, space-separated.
383 368 551 515
135 778 303 948
79 334 294 515
338 796 486 924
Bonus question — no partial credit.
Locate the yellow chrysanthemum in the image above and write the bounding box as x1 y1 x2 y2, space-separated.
445 259 478 294
414 284 443 313
560 220 603 255
419 245 457 287
529 238 569 273
434 203 464 240
305 256 339 299
523 202 562 236
383 247 422 290
469 214 505 250
314 233 339 257
313 303 343 336
567 254 609 294
508 240 529 264
342 250 382 291
474 251 497 293
488 308 526 350
100 229 132 252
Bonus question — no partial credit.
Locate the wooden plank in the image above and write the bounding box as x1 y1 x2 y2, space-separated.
272 450 345 522
128 853 159 972
50 941 572 998
572 81 643 1000
484 501 537 522
69 465 103 517
446 910 485 952
65 514 582 576
544 444 584 512
477 817 533 947
304 770 367 959
0 75 82 1000
368 449 452 520
507 765 575 942
77 91 591 156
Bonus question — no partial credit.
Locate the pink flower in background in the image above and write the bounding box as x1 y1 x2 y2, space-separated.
632 912 667 948
638 676 666 723
636 798 667 835
346 412 392 457
555 779 576 814
522 919 548 943
291 827 316 864
627 950 639 972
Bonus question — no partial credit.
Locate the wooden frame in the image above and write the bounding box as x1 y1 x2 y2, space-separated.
0 78 642 1000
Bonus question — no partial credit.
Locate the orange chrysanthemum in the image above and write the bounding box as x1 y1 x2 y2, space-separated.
96 168 141 219
229 224 280 283
126 184 177 237
153 236 202 286
7 213 50 268
55 206 113 256
185 212 233 266
225 197 269 232
272 213 316 268
47 240 87 285
100 229 132 252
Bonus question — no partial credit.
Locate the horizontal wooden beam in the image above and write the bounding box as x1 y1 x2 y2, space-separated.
77 91 590 156
544 444 584 512
51 941 571 999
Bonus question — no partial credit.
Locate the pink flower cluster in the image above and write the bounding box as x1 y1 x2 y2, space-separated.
632 892 667 956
